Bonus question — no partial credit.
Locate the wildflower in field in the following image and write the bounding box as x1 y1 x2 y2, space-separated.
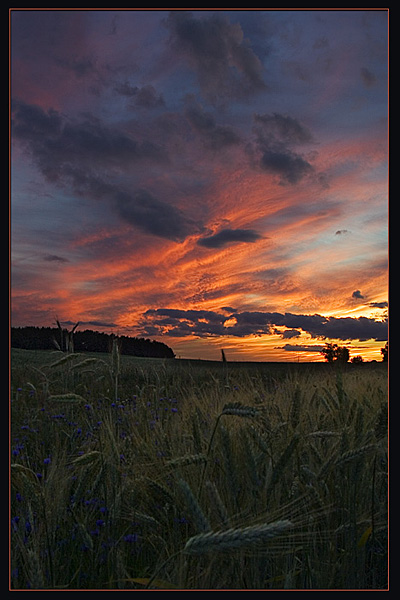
123 533 138 543
43 457 51 465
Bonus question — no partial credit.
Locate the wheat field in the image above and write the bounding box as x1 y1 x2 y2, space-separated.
10 348 388 590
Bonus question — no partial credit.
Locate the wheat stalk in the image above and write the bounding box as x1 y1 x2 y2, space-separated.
307 431 340 438
198 402 259 498
166 454 207 469
178 478 211 533
269 433 300 492
334 444 377 466
48 393 86 403
183 520 293 555
205 480 230 528
221 402 259 418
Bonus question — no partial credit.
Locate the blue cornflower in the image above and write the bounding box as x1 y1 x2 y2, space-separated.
90 528 100 536
123 533 138 543
43 457 51 465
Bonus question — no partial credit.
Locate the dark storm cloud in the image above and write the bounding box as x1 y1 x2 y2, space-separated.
165 11 266 103
56 55 97 79
146 308 225 323
280 328 301 339
11 100 168 183
251 112 315 184
369 301 388 309
184 98 241 149
259 150 313 184
11 101 201 241
43 254 69 263
114 82 165 108
197 228 262 248
141 308 388 341
116 189 198 242
280 344 325 353
254 113 313 145
143 308 229 337
352 290 364 299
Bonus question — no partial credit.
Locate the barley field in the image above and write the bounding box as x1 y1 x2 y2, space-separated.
10 348 388 590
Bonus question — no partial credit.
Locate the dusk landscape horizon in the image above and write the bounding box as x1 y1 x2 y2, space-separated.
10 9 388 362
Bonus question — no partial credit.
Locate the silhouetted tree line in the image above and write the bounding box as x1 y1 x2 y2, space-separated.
11 326 175 359
320 342 388 363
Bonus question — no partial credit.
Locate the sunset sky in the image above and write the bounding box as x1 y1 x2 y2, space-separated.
10 9 388 361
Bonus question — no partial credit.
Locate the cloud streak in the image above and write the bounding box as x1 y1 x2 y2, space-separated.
198 228 263 248
141 308 387 342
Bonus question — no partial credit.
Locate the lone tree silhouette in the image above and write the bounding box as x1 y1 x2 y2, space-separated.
321 343 349 363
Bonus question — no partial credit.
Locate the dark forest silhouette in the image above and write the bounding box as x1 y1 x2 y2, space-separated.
11 326 175 359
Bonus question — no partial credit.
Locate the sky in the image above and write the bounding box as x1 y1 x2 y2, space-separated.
10 9 388 361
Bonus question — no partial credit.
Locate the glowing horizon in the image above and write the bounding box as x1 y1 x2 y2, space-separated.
10 9 388 362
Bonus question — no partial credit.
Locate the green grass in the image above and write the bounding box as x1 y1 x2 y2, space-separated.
10 348 388 590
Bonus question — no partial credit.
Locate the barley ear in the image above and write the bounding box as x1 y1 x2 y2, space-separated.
183 520 293 555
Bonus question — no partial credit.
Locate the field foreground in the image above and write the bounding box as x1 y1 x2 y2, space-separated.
10 349 388 590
